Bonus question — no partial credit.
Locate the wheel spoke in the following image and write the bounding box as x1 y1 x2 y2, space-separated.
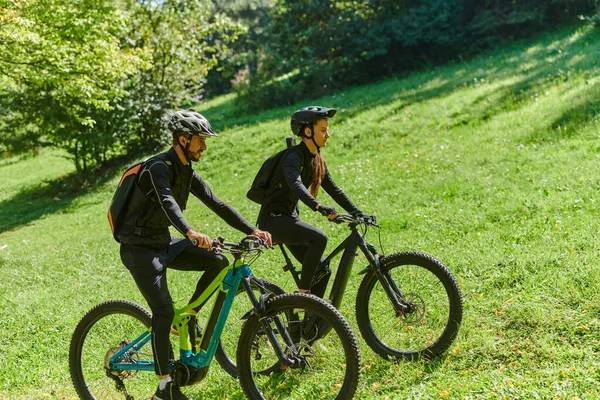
215 279 285 377
70 301 157 399
237 294 360 400
356 252 463 360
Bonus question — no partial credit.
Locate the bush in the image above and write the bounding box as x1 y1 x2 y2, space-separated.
234 0 599 111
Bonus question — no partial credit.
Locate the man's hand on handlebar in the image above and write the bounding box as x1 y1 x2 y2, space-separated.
186 229 212 249
252 229 273 247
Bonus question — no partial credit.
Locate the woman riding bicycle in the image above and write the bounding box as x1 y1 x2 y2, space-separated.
256 106 367 295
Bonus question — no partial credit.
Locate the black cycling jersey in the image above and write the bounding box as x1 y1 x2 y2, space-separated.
118 145 256 376
257 141 360 226
118 147 254 248
257 141 362 291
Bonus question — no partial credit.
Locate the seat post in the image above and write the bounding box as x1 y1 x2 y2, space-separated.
278 244 301 287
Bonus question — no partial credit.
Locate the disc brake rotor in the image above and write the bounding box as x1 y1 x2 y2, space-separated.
400 292 426 324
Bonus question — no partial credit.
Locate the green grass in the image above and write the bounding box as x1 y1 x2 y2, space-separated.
2 23 600 398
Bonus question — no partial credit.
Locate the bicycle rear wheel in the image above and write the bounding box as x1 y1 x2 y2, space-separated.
69 300 157 399
237 293 360 400
214 277 285 378
356 252 463 360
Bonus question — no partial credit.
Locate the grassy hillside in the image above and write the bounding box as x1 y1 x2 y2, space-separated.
1 23 600 398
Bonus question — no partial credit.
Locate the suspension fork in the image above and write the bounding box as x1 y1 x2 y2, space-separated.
241 277 298 367
357 241 409 313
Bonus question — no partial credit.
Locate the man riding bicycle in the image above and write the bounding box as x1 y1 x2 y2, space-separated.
117 110 272 400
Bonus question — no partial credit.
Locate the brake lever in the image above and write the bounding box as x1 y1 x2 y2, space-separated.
362 215 378 227
211 237 225 253
330 215 344 224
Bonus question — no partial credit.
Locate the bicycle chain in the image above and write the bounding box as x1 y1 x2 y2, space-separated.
104 367 134 400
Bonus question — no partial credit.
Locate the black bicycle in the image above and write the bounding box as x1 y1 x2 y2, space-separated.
216 215 463 377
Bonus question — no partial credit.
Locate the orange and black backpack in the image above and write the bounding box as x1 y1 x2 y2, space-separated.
107 160 146 242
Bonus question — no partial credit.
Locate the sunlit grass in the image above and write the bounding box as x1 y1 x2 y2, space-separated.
1 23 600 398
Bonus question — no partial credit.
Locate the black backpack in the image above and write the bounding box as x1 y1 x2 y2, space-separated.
246 138 295 204
107 160 146 242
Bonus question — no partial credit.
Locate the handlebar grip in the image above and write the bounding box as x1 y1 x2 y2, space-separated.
363 215 378 226
192 238 221 248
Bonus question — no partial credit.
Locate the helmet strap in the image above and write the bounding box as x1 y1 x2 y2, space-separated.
309 126 321 153
303 125 321 153
178 134 193 163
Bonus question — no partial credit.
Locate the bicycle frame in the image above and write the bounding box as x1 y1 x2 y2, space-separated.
108 257 276 374
281 221 407 313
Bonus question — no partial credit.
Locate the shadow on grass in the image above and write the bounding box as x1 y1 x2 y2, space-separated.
534 82 600 142
0 152 37 168
0 154 142 234
3 25 598 233
411 24 600 135
202 24 597 140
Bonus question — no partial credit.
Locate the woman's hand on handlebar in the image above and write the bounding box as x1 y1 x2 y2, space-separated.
251 229 273 247
186 229 212 249
350 210 377 225
329 213 378 226
316 204 339 220
361 215 377 226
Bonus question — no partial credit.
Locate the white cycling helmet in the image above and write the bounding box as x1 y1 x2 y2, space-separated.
168 110 218 138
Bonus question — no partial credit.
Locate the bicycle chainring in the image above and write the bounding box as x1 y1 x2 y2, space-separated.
171 361 208 387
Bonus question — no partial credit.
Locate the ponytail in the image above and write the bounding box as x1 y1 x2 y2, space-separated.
310 152 326 197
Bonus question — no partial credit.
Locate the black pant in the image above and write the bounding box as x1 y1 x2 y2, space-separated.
261 214 328 290
120 238 229 375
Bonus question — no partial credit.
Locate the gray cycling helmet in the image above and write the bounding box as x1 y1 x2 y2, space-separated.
168 110 218 138
290 106 336 136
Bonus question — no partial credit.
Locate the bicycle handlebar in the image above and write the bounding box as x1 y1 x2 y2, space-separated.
210 235 268 255
191 235 267 251
190 215 376 250
331 214 378 227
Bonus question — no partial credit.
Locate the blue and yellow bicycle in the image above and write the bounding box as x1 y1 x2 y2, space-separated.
69 236 361 399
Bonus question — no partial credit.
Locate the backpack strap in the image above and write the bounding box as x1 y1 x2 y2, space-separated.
138 152 175 198
120 224 167 236
264 146 297 200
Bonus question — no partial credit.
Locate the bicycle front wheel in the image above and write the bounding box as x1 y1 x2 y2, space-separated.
356 252 463 360
215 277 285 378
237 293 360 400
69 300 157 399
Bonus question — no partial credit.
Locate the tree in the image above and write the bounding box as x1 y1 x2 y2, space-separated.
205 0 275 96
0 0 242 172
109 0 243 152
232 0 598 112
0 0 147 171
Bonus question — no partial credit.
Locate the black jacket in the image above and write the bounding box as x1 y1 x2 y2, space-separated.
258 141 360 226
118 147 255 248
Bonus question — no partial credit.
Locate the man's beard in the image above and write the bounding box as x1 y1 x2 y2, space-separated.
186 149 202 162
